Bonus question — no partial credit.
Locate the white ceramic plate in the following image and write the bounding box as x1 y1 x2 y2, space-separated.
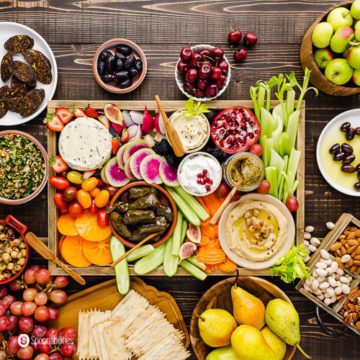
218 193 295 270
0 22 57 126
316 109 360 197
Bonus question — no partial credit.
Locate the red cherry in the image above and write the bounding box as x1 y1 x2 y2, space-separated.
205 84 219 98
190 53 202 68
199 49 211 58
217 74 227 89
194 89 205 98
177 61 188 74
211 47 224 59
198 63 211 80
233 48 247 63
183 82 195 94
228 28 242 45
197 79 208 90
218 59 229 74
244 32 258 47
211 67 222 80
180 47 192 62
185 68 198 83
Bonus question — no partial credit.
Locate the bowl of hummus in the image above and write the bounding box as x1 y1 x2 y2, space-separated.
218 193 295 270
168 110 210 153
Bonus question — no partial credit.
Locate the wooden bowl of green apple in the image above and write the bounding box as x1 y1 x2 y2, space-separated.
190 276 302 360
300 0 360 96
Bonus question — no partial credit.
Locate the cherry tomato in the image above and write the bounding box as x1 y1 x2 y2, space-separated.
97 209 109 227
82 177 98 192
68 201 83 217
257 180 271 194
94 190 110 208
63 186 77 202
90 187 101 198
88 200 98 215
103 185 117 196
76 189 92 209
49 176 70 191
53 193 67 209
97 179 105 188
67 171 83 185
231 192 241 202
249 143 263 157
286 196 299 212
215 182 231 198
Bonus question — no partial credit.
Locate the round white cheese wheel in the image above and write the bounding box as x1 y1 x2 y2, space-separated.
59 117 112 171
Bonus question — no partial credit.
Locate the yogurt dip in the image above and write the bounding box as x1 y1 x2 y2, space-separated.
168 110 210 153
177 152 222 196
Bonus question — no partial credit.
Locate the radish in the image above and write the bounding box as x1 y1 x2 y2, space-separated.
127 125 142 140
141 106 154 133
129 111 144 125
111 122 124 134
154 113 166 134
123 110 134 127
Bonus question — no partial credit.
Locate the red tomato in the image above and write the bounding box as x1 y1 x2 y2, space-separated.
257 180 271 194
68 201 83 217
286 196 299 212
49 176 70 191
53 193 67 209
88 200 98 215
97 209 109 227
97 179 105 188
215 182 231 198
249 143 263 157
103 185 117 197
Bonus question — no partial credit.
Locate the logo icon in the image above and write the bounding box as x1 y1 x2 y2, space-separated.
18 334 30 348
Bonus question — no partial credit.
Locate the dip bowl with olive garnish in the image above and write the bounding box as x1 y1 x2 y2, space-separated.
0 130 48 205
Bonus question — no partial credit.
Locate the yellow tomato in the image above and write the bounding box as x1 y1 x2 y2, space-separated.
82 177 99 192
67 171 83 185
76 189 92 209
94 190 110 208
90 187 101 198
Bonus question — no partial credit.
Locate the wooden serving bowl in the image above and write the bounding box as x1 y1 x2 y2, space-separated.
300 1 360 96
109 181 177 248
190 276 296 360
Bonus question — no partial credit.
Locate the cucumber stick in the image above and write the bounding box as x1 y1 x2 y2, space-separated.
134 243 166 275
165 187 201 226
172 211 183 256
163 237 178 277
187 256 206 271
127 245 154 262
180 260 207 280
110 236 130 295
181 219 188 242
173 186 209 221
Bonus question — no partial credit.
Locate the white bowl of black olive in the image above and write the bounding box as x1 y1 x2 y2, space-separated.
93 38 147 94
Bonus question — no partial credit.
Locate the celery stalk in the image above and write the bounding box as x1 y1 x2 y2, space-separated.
260 107 275 137
287 111 300 149
265 167 279 198
286 89 295 122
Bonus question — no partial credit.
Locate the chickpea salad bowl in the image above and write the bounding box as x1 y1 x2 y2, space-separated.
0 130 48 205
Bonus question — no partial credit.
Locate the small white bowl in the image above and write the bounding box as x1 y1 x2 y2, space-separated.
218 193 295 270
175 44 231 101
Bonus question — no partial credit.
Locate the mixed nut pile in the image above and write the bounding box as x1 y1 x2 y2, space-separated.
339 287 360 330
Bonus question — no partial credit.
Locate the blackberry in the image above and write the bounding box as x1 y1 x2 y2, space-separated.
205 110 218 123
165 153 182 168
153 139 172 155
207 147 228 163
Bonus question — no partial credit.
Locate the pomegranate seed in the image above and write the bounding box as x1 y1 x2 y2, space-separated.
205 185 211 191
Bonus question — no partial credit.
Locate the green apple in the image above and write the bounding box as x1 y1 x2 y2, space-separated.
325 58 353 85
355 21 360 41
312 22 334 48
351 0 360 20
330 26 354 53
327 7 353 30
352 68 360 85
347 46 360 69
314 48 335 69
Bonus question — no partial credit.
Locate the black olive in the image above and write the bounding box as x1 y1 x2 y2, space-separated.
134 59 143 72
358 172 360 181
341 143 353 155
106 54 115 74
343 154 355 164
346 129 355 141
334 152 345 161
124 55 135 69
115 59 124 72
341 164 356 173
356 164 360 172
116 45 132 56
115 71 129 83
101 74 114 83
329 143 340 154
354 182 360 191
99 50 112 61
340 122 351 132
128 67 139 78
355 127 360 135
115 52 126 62
97 61 105 76
119 78 132 88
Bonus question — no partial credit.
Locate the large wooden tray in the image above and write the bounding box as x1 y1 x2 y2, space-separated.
46 100 305 276
51 277 190 348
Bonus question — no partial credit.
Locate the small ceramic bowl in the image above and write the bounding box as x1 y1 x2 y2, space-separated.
92 38 147 94
109 181 177 248
0 130 48 205
175 44 231 101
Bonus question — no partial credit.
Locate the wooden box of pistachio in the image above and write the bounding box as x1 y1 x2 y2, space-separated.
296 213 360 335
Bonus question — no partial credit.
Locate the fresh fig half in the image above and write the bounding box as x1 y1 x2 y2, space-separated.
179 242 197 261
104 103 123 125
186 224 201 244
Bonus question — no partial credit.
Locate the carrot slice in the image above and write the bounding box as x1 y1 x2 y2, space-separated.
204 264 219 273
201 224 218 239
60 236 92 268
82 237 112 266
218 258 237 273
197 246 226 265
202 193 221 216
75 212 111 242
57 214 79 236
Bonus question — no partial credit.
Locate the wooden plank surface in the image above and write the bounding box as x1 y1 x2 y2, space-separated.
0 1 359 359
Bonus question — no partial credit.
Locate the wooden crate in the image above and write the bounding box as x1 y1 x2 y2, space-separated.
47 100 305 276
296 213 360 335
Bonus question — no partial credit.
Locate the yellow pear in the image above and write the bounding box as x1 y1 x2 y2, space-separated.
261 327 286 360
198 309 237 347
231 285 265 329
206 346 239 360
231 325 276 360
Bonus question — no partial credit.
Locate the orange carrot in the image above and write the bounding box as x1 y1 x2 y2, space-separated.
218 258 237 273
196 196 210 214
200 235 211 247
201 225 217 239
202 193 221 216
197 246 226 265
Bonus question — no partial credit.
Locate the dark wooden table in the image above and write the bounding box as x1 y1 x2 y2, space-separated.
1 1 359 359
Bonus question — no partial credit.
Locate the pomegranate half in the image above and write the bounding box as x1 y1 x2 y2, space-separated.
210 106 261 154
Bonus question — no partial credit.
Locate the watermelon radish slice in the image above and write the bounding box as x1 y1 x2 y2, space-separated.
123 139 149 163
104 157 130 187
124 159 136 180
159 160 178 186
140 154 163 184
116 144 127 169
129 148 154 180
100 166 108 184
